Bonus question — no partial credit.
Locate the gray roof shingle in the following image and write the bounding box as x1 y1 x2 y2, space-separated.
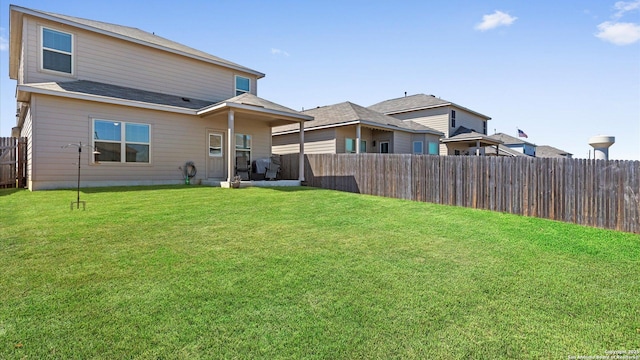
368 94 450 114
25 80 216 110
488 132 536 146
536 145 573 158
272 102 442 135
368 93 491 120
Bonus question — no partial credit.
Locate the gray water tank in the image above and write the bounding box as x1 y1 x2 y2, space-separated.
588 135 615 160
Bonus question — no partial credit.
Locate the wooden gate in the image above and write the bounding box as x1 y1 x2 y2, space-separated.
0 137 27 189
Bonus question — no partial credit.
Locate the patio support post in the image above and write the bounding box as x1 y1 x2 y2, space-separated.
227 110 235 183
356 124 361 154
299 121 305 182
476 140 480 156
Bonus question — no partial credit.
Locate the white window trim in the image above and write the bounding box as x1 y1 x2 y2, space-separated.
92 119 151 165
413 141 423 154
40 26 75 76
209 133 223 158
234 75 251 96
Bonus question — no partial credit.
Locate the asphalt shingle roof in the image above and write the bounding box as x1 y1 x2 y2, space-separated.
488 132 535 146
368 94 450 114
25 81 216 109
272 102 442 135
536 145 573 158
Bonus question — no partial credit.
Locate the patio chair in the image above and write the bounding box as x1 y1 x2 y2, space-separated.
265 157 280 180
235 156 251 180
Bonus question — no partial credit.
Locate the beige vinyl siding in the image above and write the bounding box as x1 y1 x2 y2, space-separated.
454 108 487 135
393 131 412 154
22 16 257 101
335 126 374 153
22 105 34 188
390 108 450 135
272 128 336 154
28 95 272 190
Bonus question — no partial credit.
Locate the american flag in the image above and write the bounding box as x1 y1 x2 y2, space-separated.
517 129 528 138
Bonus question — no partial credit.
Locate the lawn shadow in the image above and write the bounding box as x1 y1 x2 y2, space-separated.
80 184 198 194
0 188 24 197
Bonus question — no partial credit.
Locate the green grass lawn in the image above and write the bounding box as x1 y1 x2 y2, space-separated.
1 186 638 359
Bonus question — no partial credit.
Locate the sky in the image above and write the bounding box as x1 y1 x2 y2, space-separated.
0 0 639 160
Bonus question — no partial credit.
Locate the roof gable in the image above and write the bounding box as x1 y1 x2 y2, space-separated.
368 93 491 120
9 5 264 79
273 101 443 135
368 94 450 114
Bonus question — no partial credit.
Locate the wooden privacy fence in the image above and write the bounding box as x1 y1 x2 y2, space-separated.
280 153 640 234
0 137 27 189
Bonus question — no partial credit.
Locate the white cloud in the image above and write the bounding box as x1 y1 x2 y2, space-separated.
475 10 517 31
596 21 640 45
613 0 640 18
270 48 290 57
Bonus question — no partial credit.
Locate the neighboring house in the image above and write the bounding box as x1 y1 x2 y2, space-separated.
488 132 537 156
8 5 310 190
368 94 499 155
536 145 573 159
272 102 443 155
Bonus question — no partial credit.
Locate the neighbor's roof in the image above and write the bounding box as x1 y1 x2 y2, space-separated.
9 5 264 79
488 132 536 146
368 94 491 120
272 101 443 135
483 144 530 157
536 145 573 158
17 80 311 122
441 126 502 145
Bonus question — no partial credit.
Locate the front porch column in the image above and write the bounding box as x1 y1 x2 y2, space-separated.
355 124 361 154
299 121 305 182
227 110 235 182
476 140 480 156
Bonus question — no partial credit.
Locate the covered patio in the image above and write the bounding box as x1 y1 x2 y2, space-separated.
197 93 313 186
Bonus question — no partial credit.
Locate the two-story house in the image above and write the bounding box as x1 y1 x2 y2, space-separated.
272 101 443 155
8 5 310 190
368 94 501 155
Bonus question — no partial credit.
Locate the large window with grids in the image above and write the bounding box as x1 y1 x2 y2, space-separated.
93 119 150 163
41 27 73 74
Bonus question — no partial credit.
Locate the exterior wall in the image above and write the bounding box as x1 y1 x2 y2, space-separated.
21 105 33 188
371 130 393 153
389 106 488 156
272 128 336 154
393 131 412 154
28 94 272 190
455 108 487 135
21 15 257 101
335 126 374 153
410 133 441 154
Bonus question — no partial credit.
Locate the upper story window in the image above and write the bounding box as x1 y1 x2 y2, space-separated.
483 121 487 135
42 27 73 74
451 110 456 128
93 119 150 163
235 76 250 96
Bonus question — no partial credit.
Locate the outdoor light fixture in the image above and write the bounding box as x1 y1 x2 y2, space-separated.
62 141 100 210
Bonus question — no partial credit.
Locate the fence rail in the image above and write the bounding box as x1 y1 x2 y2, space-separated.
280 153 640 234
0 137 27 189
